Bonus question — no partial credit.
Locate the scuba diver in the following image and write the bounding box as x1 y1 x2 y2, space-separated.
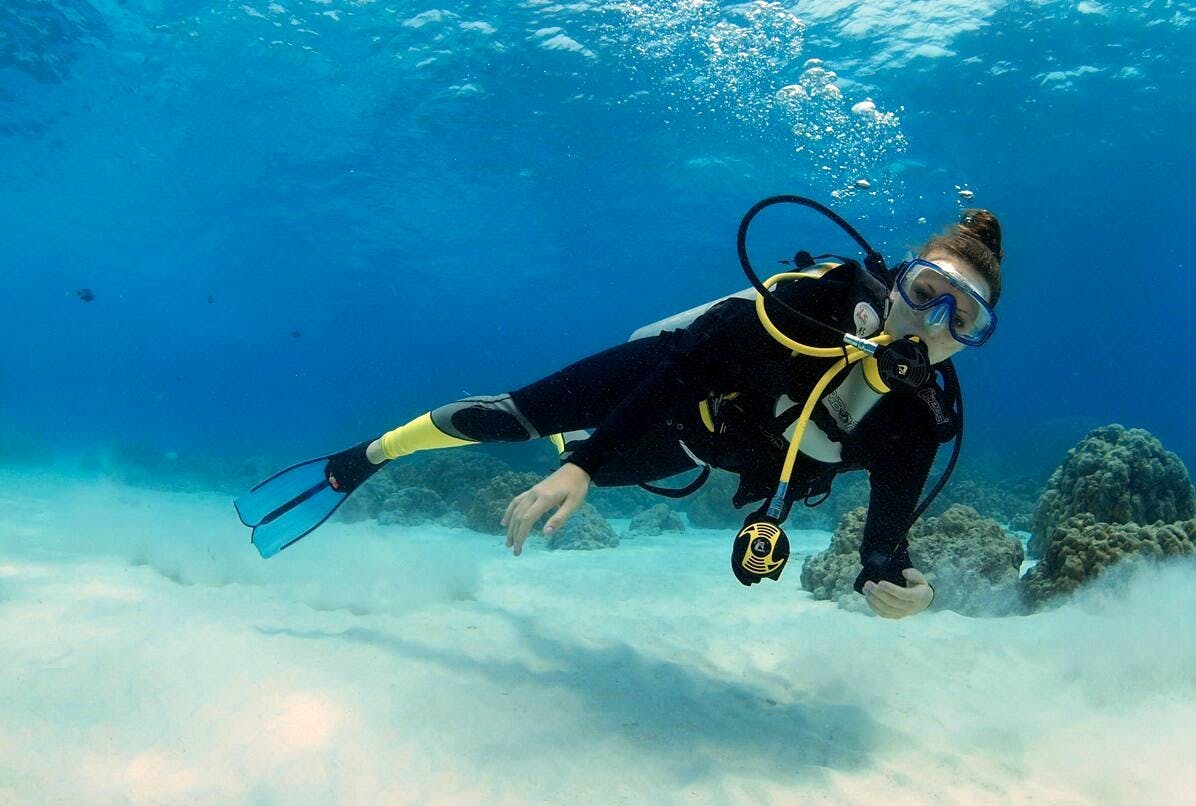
236 196 1004 620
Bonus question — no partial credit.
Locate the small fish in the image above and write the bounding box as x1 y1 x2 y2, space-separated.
76 288 96 302
290 329 302 339
207 293 215 304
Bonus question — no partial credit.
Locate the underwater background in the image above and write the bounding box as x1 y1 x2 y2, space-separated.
3 0 1193 478
3 1 1196 803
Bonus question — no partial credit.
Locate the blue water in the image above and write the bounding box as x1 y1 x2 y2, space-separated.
5 5 1196 800
2 0 1193 474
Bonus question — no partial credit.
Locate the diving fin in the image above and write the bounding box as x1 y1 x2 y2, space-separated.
234 440 385 558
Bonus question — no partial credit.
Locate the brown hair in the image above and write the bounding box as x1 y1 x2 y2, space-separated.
920 208 1004 306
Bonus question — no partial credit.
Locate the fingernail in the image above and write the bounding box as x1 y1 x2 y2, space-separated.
543 526 555 535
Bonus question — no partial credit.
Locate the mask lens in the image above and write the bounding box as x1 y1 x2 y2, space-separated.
896 260 996 346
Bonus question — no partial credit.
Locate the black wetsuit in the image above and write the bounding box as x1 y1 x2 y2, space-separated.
440 261 958 591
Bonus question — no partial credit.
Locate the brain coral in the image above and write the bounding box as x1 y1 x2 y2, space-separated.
801 504 1024 616
376 487 450 527
799 507 869 603
626 503 685 537
1021 514 1196 608
546 503 619 550
1030 425 1195 558
464 471 544 534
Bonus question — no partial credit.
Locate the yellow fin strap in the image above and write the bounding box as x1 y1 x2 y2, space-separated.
548 433 566 455
380 412 475 460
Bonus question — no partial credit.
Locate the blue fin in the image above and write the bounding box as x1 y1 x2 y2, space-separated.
234 455 348 558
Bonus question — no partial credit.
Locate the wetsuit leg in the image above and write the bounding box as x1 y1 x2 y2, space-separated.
423 337 666 439
378 336 699 486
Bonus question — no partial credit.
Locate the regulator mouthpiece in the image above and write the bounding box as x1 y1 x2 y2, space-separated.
874 337 932 393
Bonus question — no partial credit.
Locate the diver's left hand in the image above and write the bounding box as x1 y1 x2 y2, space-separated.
501 462 591 556
863 568 934 619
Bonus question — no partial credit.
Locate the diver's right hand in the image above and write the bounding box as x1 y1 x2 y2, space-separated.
502 463 591 556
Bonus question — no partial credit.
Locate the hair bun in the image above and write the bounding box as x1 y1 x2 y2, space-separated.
958 209 1003 264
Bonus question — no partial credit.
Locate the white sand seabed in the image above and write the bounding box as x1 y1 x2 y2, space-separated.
0 468 1193 804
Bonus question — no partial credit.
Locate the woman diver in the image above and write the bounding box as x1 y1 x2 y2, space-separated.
235 198 1004 620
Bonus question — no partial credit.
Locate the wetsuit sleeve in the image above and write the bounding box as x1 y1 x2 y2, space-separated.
852 425 938 592
564 298 769 478
563 351 691 478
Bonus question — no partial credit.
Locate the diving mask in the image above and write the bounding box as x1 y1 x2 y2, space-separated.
894 258 997 346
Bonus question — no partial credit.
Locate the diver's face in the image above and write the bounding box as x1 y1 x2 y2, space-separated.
884 254 991 364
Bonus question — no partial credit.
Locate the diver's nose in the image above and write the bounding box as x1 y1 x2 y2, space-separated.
924 301 951 333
